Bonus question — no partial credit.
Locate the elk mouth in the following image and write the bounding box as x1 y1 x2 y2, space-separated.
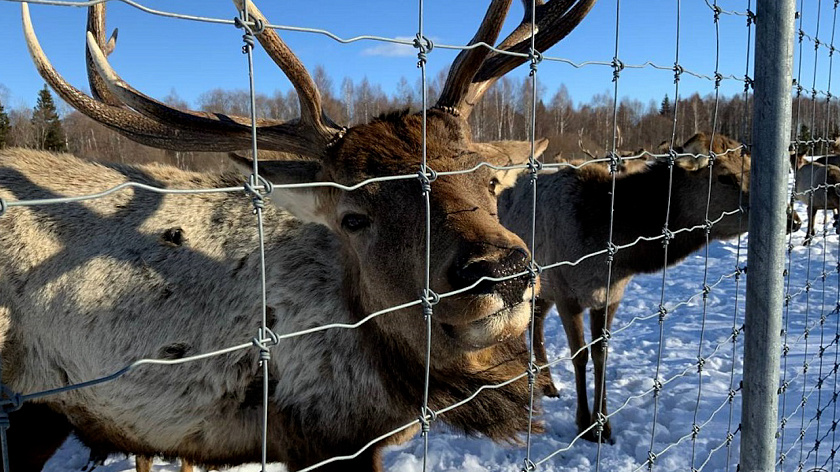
439 296 533 350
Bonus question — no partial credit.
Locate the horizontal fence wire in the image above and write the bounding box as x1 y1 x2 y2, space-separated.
1 0 839 471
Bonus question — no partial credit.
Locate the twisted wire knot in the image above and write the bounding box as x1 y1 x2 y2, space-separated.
667 147 679 166
234 15 265 53
661 226 674 247
527 260 542 287
606 241 617 264
608 151 621 174
529 49 543 76
417 168 438 195
611 58 624 82
252 327 279 363
528 159 543 175
245 174 274 213
521 458 537 472
527 361 540 385
419 406 437 434
414 34 434 67
421 289 440 321
691 423 701 439
673 64 684 83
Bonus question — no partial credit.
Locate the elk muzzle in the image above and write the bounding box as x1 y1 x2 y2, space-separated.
440 243 537 349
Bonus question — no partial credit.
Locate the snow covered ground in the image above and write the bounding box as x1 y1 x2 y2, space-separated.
41 200 840 472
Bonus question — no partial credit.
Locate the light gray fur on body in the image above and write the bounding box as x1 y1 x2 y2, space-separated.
0 149 402 465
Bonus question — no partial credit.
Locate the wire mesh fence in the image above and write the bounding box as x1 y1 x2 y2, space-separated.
0 0 838 471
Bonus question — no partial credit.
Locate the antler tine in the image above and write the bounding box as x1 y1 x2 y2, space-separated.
577 129 596 159
23 2 333 157
22 3 207 150
435 0 513 113
85 34 332 156
86 3 121 106
452 0 597 119
233 0 342 140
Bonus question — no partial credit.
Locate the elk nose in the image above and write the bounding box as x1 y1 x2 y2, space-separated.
449 245 531 306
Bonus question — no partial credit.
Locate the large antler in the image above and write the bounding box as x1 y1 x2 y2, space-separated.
22 1 342 158
436 0 597 119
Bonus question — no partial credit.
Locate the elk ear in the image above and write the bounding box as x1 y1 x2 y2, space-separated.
227 152 330 225
486 138 550 165
485 138 550 190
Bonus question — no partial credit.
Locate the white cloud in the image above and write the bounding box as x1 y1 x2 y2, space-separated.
361 37 417 57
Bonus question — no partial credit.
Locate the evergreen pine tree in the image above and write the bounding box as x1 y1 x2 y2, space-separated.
0 97 9 149
659 94 672 117
798 123 812 143
31 85 66 151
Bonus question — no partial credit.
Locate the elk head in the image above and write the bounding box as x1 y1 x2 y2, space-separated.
22 0 594 365
663 132 752 237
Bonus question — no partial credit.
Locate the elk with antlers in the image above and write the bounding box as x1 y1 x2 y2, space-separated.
0 1 596 471
499 132 798 442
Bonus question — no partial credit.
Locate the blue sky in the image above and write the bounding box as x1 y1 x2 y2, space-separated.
0 1 836 114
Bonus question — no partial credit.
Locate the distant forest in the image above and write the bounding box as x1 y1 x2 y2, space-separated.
1 66 837 171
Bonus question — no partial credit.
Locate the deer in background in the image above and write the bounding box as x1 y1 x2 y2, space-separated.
572 126 650 174
791 150 840 241
1 1 596 471
499 132 797 442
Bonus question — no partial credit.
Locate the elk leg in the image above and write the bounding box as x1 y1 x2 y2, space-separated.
180 459 194 472
557 299 590 439
135 455 152 472
533 298 559 398
589 301 620 443
2 403 72 472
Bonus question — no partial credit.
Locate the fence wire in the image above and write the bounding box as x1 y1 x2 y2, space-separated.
1 0 839 471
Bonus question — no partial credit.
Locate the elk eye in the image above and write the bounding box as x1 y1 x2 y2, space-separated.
341 213 371 232
489 177 500 196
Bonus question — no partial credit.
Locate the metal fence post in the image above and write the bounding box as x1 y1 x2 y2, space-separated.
741 0 796 470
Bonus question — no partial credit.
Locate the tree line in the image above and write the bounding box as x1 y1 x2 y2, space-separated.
1 69 838 170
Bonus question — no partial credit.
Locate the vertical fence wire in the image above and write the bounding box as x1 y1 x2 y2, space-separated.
690 1 725 468
807 2 833 468
646 1 682 470
795 1 819 469
593 0 623 466
415 1 435 470
723 4 755 470
236 2 273 471
523 0 540 470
